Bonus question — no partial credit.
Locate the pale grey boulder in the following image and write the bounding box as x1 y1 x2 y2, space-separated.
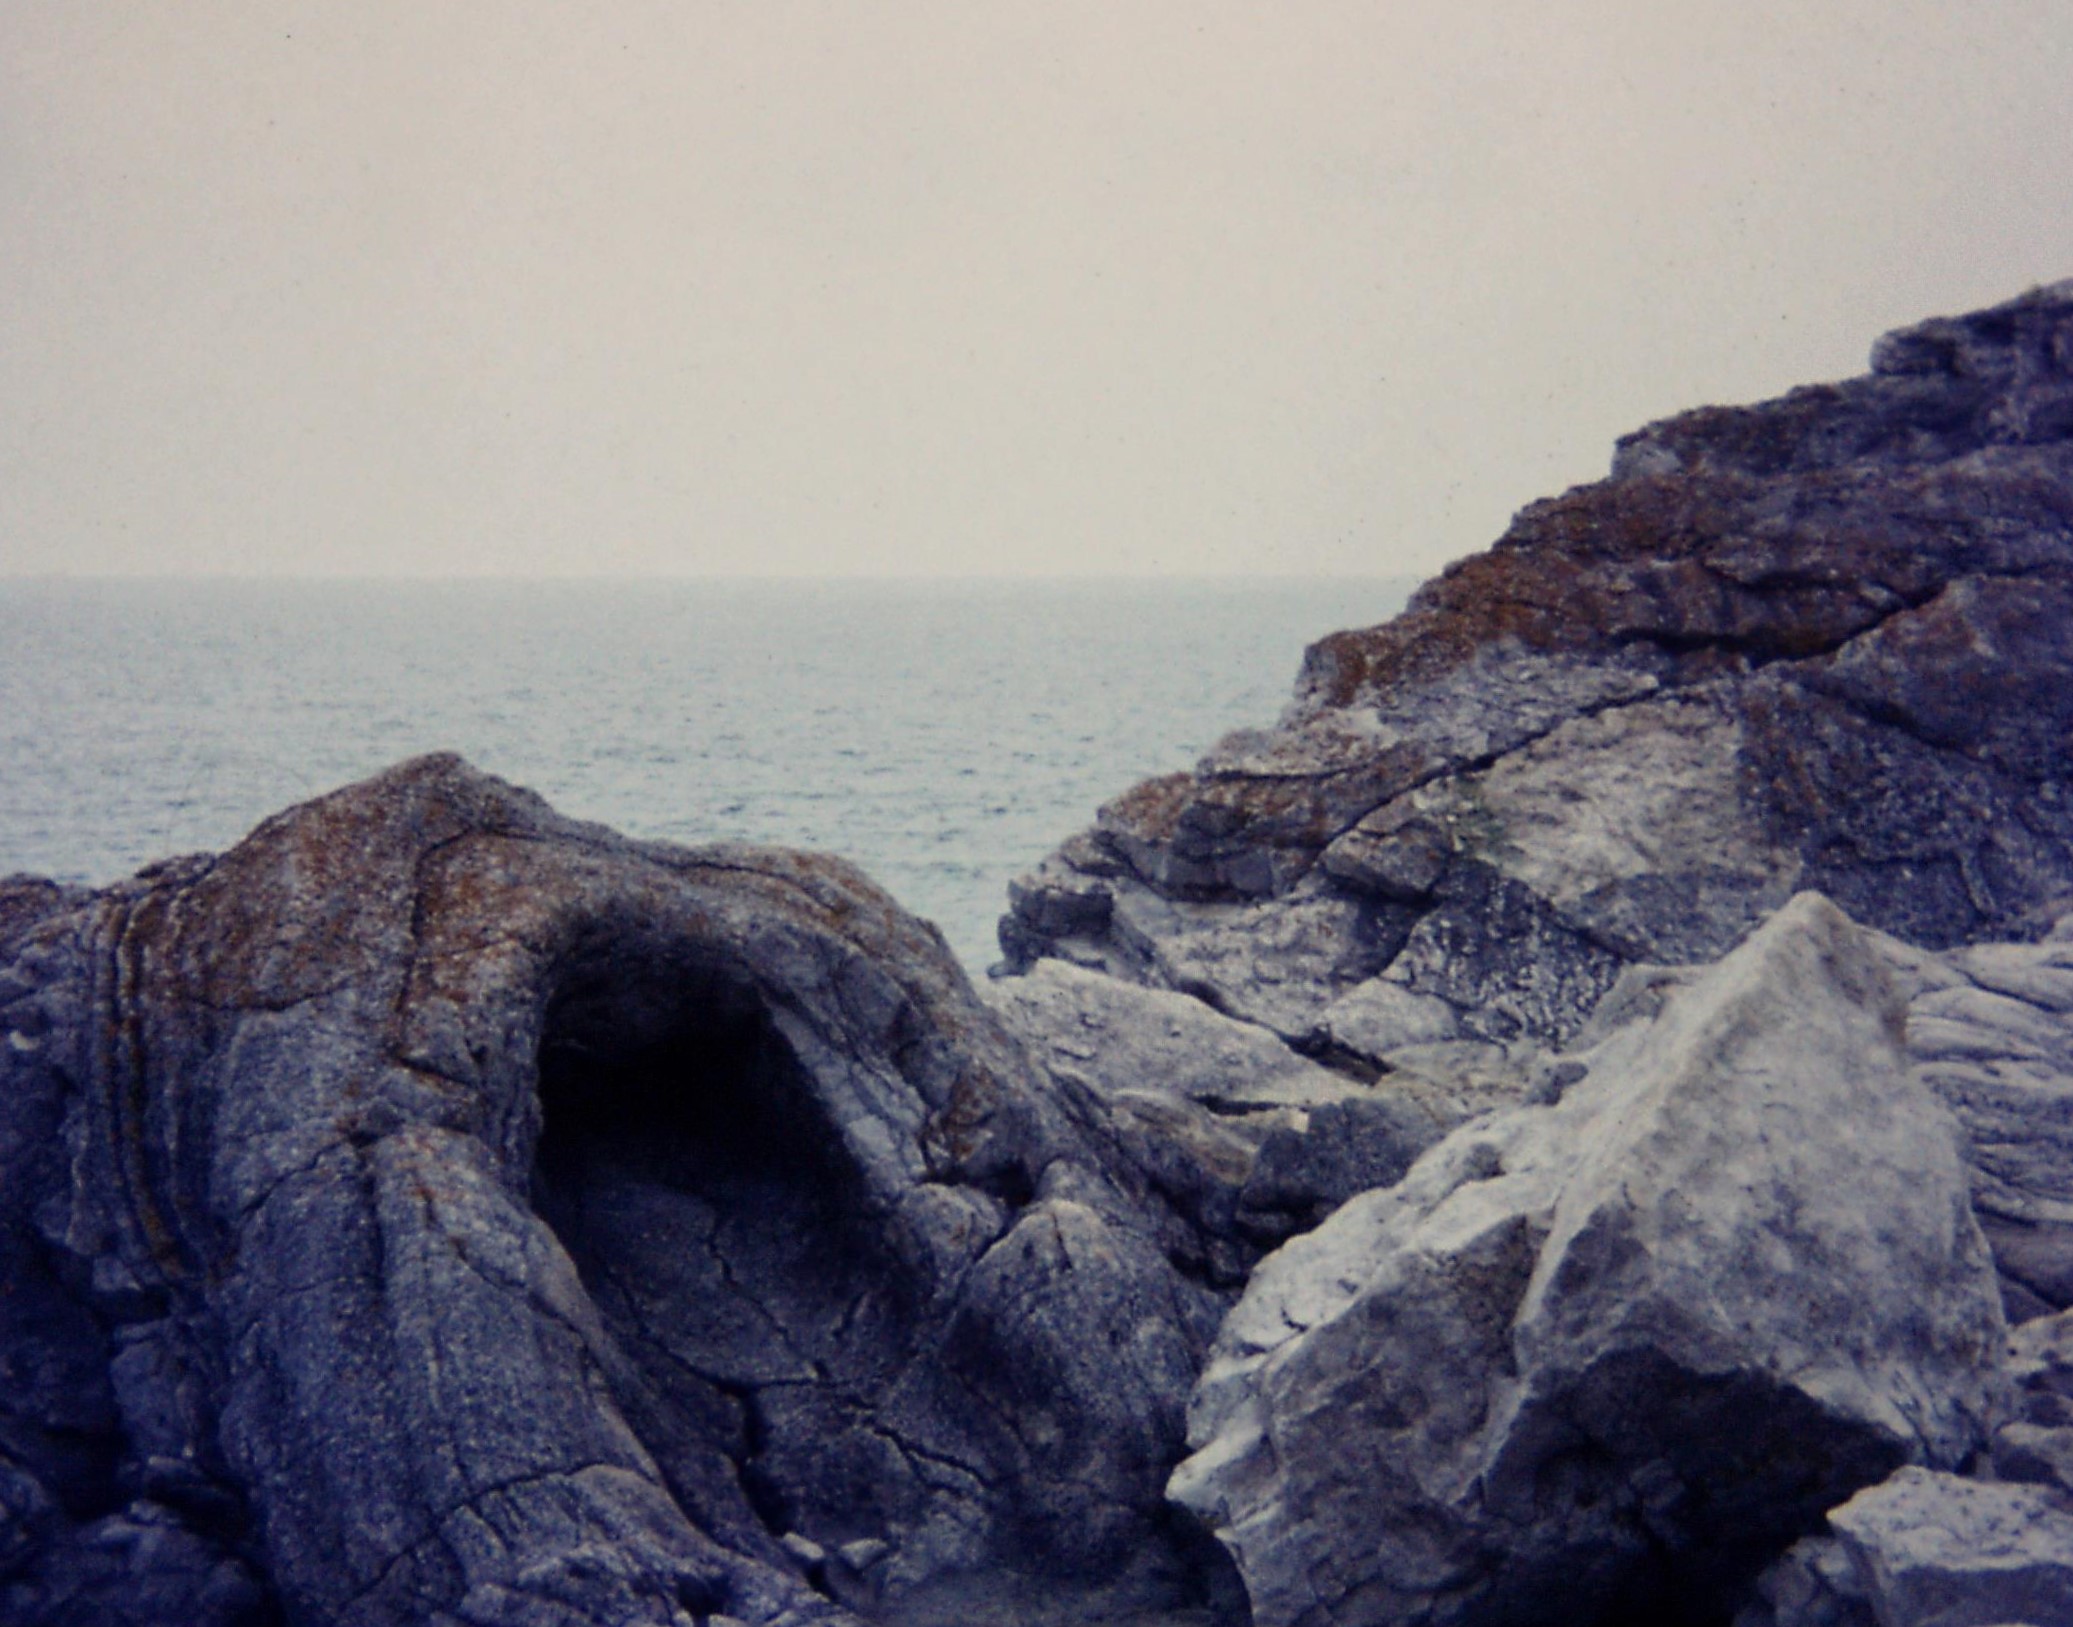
1312 976 1461 1058
1170 893 2009 1627
1827 1467 2073 1627
984 959 1367 1117
1103 878 1414 1045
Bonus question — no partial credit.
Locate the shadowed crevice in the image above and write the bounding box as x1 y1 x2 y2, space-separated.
525 934 981 1605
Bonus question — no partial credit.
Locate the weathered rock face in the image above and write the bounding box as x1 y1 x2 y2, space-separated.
982 960 1448 1288
1739 1306 2073 1627
1826 1468 2073 1627
13 284 2073 1627
1001 281 2073 1056
1994 1307 2073 1501
1870 917 2073 1321
0 756 1236 1627
1553 912 2073 1328
1169 894 2010 1627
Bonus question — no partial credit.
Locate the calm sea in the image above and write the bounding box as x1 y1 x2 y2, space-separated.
0 578 1411 972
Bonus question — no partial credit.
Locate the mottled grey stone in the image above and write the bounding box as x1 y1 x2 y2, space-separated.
1828 1467 2073 1627
984 958 1445 1281
1001 282 2073 1071
2007 1308 2073 1426
0 758 1241 1627
1315 976 1461 1060
1889 926 2073 1314
1171 895 2008 1627
983 959 1358 1116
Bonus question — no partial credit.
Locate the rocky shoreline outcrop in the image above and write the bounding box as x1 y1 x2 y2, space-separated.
1002 281 2073 1053
7 282 2073 1626
1003 279 2073 1319
0 759 1239 1626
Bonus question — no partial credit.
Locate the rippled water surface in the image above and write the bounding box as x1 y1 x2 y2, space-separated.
1 578 1410 971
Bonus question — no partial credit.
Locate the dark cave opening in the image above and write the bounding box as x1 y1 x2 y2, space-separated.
522 940 945 1575
521 934 1245 1622
527 939 895 1550
531 949 827 1208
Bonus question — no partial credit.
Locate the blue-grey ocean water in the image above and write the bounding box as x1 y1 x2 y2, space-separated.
0 578 1411 972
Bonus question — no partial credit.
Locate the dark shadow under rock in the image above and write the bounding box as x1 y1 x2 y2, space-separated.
529 945 909 1566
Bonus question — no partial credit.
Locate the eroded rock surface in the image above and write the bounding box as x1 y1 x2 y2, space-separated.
1609 914 2073 1324
983 960 1447 1287
1740 1309 2073 1627
13 283 2073 1627
1827 1468 2073 1627
0 757 1237 1627
1170 894 2009 1627
1002 281 2073 1055
1875 919 2073 1320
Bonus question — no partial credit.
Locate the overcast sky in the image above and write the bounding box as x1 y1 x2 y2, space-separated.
4 2 2071 580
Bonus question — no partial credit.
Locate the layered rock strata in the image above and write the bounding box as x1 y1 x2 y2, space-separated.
0 756 1235 1627
1882 920 2073 1323
1002 280 2073 1064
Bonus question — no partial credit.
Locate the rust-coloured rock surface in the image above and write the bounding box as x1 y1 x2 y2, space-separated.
1002 281 2073 1056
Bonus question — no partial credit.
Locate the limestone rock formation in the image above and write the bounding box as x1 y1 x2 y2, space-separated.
982 960 1446 1286
1878 920 2073 1322
1002 280 2073 1059
0 756 1237 1627
1616 913 2073 1323
1169 894 2010 1627
13 282 2073 1627
1826 1468 2073 1627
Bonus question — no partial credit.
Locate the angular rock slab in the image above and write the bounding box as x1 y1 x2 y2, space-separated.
1170 893 2009 1627
1881 920 2073 1318
0 757 1226 1627
984 960 1448 1284
1828 1467 2073 1627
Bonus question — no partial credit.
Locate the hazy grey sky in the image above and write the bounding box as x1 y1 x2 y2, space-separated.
5 2 2071 579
